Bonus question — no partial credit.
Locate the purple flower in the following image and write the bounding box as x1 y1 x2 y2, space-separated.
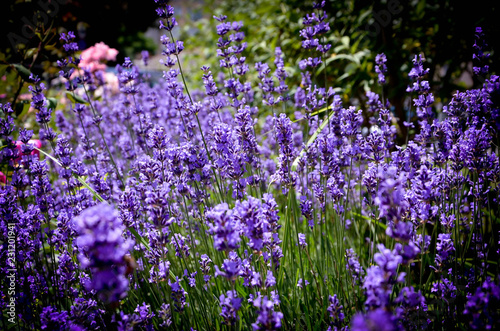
169 276 187 312
274 113 294 158
215 251 242 281
206 203 241 251
272 113 297 194
394 286 428 329
251 271 263 287
235 106 258 162
234 196 268 251
149 261 170 283
431 278 457 305
298 233 307 248
274 47 289 98
87 269 129 304
408 55 430 81
265 270 276 288
201 66 219 97
374 244 402 275
132 302 155 328
385 221 414 242
251 292 284 330
73 203 133 303
220 290 242 325
73 204 130 267
434 233 455 270
327 294 345 328
345 248 365 284
60 31 79 54
68 298 102 329
170 233 190 257
216 21 232 36
184 269 197 287
199 254 212 284
156 4 177 31
117 59 140 95
374 166 408 222
472 27 490 76
299 196 314 228
351 308 397 331
394 242 420 265
415 234 431 253
141 50 150 66
158 303 172 328
375 53 388 85
41 306 69 330
363 244 405 309
299 3 330 55
406 54 434 129
463 278 500 329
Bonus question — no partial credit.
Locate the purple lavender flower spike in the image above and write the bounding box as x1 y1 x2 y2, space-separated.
199 254 213 284
265 270 276 288
299 2 330 60
463 278 500 329
432 233 455 272
168 276 188 312
345 248 365 285
394 286 428 329
206 203 241 251
272 113 296 194
215 251 242 282
298 233 307 248
363 244 405 309
73 203 133 303
327 294 345 329
472 27 491 76
220 290 242 325
375 53 388 85
234 196 268 251
351 308 397 331
251 292 284 330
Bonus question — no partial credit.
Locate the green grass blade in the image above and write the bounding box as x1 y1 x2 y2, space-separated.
291 108 334 171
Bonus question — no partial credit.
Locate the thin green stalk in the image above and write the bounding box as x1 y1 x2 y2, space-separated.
77 81 125 187
166 26 225 203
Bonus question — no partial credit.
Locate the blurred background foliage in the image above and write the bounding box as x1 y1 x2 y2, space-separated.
181 0 499 137
0 0 157 114
1 0 499 140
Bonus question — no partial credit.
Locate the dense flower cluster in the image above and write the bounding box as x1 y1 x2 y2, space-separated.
73 203 133 303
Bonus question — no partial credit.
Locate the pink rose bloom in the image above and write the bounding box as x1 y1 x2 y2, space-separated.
104 46 119 61
0 171 6 184
79 42 118 73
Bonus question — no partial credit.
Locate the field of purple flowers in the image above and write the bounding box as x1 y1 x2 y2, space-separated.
1 0 500 330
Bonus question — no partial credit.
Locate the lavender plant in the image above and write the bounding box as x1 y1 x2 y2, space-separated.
0 1 499 330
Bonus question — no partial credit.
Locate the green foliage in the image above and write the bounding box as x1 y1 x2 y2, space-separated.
182 0 375 101
180 0 499 141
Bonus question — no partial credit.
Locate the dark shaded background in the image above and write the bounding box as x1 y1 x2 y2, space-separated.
1 0 158 68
